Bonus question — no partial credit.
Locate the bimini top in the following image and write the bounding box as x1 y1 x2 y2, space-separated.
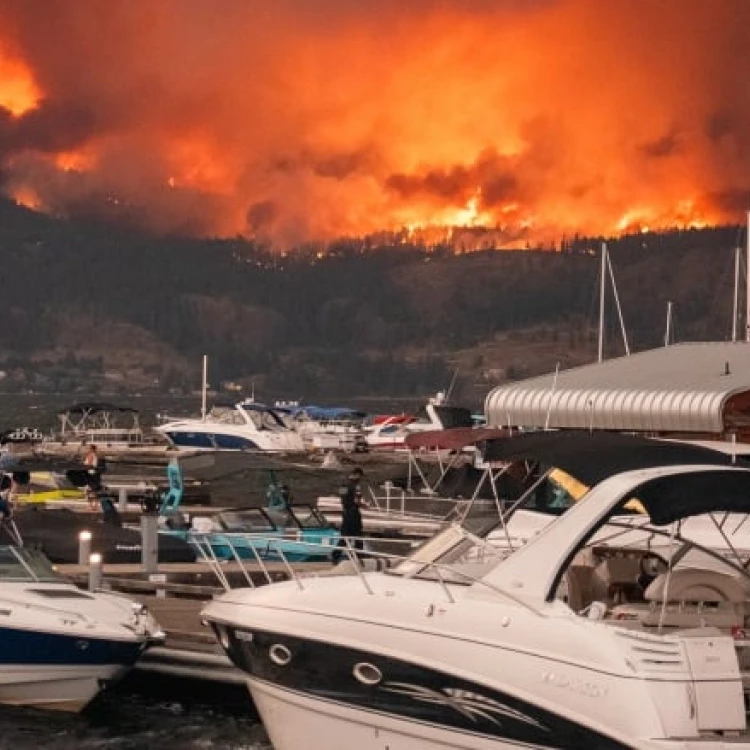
59 402 139 415
484 341 750 433
481 431 745 490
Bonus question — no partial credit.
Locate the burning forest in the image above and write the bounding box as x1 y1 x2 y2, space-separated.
0 0 748 249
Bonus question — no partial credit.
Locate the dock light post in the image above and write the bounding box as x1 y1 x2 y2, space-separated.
78 531 92 566
88 553 102 591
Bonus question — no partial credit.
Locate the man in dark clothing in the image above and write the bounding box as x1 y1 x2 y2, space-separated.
331 467 365 565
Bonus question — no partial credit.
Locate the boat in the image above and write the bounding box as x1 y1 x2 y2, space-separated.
275 403 367 453
363 391 474 451
43 402 170 456
164 504 339 562
202 437 750 749
0 543 164 711
156 400 305 453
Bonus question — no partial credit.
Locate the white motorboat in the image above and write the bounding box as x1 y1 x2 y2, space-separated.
0 544 164 711
275 404 367 452
203 438 750 749
363 391 475 452
156 400 305 453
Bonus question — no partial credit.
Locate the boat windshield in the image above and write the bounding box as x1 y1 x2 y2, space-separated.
243 406 289 432
209 406 247 426
219 509 277 533
286 506 331 530
0 546 65 582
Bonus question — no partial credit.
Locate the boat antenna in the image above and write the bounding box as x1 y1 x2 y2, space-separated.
445 368 459 403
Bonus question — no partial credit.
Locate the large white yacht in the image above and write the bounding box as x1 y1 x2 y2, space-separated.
0 545 164 711
156 399 305 452
203 436 750 749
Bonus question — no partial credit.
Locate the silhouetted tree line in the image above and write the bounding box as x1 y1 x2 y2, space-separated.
0 197 743 398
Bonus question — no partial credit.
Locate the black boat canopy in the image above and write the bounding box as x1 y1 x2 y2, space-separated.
481 431 742 484
58 402 139 415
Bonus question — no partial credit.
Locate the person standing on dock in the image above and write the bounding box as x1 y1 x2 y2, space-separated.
83 444 102 510
332 466 366 565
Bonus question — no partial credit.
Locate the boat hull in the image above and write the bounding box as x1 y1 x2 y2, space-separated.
210 622 632 750
0 623 147 712
0 663 130 712
249 677 537 750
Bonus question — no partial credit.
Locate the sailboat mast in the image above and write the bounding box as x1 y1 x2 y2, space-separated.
664 301 673 347
733 245 740 342
201 354 208 421
598 242 607 363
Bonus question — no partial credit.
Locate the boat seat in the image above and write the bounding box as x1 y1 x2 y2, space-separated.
644 569 747 604
610 569 748 630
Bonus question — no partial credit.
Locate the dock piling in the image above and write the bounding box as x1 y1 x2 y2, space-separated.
78 530 92 566
88 553 102 590
118 487 128 512
140 512 159 574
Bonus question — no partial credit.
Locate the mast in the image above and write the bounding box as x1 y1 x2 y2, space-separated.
606 250 630 356
733 245 740 342
664 301 673 347
201 354 208 421
598 242 607 363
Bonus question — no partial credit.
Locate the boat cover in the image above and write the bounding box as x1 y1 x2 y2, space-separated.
404 426 510 451
481 431 750 525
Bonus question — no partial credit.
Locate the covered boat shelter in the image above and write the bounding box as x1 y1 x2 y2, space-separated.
484 342 750 440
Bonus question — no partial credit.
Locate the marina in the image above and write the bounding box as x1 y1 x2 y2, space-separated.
3 3 749 746
7 354 750 749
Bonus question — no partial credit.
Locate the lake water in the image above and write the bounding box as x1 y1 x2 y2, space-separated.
0 674 271 750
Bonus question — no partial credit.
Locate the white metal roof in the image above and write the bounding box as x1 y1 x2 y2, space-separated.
484 342 750 433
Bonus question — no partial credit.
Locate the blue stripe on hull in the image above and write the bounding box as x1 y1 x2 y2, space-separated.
165 432 260 450
0 625 144 666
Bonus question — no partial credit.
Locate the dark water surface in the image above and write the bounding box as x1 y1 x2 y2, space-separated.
0 675 272 750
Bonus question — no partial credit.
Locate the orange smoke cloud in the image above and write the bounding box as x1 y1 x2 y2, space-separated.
0 0 748 248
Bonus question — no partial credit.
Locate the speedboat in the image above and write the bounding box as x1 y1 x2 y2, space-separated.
163 504 339 562
363 392 475 452
275 404 367 453
156 400 305 452
203 446 750 748
0 544 164 711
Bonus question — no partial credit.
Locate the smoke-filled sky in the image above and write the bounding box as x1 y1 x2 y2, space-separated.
0 0 748 247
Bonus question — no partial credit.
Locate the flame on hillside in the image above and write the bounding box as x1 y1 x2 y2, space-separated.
0 0 748 248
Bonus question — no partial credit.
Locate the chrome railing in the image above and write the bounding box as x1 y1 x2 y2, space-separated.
189 532 542 615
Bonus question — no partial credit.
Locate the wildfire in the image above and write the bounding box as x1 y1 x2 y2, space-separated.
55 149 97 173
0 1 745 248
0 47 38 116
13 185 41 210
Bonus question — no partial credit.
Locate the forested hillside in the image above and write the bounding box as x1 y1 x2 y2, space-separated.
0 197 742 403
